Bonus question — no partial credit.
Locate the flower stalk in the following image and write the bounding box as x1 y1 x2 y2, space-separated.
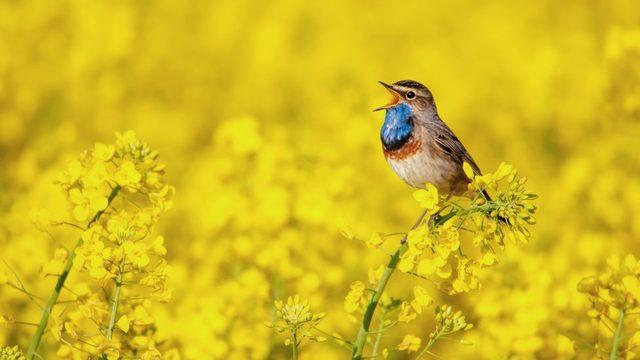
290 331 298 360
26 186 120 359
351 209 429 360
415 329 441 360
370 309 387 359
610 306 625 360
106 260 125 339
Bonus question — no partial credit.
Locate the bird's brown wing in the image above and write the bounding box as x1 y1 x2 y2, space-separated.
428 118 482 175
428 118 506 218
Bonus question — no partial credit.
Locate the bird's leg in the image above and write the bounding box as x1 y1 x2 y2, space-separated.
428 193 452 226
428 212 440 226
400 209 429 244
401 194 453 244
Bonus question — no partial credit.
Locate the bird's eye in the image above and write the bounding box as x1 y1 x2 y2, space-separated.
406 91 416 100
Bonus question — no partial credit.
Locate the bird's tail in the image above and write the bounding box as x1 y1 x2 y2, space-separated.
481 189 509 224
481 189 492 202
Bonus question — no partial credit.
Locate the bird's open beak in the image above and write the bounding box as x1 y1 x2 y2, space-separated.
374 81 402 111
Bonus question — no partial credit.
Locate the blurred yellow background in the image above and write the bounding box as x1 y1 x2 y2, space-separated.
1 0 640 358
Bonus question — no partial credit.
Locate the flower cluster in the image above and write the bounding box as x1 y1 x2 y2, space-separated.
26 132 175 359
464 162 537 240
266 295 326 353
57 131 172 219
397 163 537 299
431 305 473 339
397 305 473 357
578 255 640 358
346 164 537 358
0 346 26 360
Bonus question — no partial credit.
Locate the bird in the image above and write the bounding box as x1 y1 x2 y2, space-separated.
375 80 490 200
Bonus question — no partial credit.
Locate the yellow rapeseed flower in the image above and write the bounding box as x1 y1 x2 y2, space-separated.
398 334 421 353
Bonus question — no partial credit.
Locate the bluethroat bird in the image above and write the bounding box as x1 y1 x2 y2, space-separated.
375 80 491 200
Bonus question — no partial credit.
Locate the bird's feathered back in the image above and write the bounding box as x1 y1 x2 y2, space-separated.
425 116 482 176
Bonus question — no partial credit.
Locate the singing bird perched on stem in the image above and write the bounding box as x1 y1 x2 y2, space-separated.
375 80 492 200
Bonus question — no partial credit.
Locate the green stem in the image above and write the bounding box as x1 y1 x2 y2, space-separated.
351 209 430 360
610 306 626 360
415 329 441 360
26 186 120 359
291 330 298 360
370 309 387 360
106 260 125 339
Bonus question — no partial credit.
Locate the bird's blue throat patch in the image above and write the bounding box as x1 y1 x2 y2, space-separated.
381 103 414 151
